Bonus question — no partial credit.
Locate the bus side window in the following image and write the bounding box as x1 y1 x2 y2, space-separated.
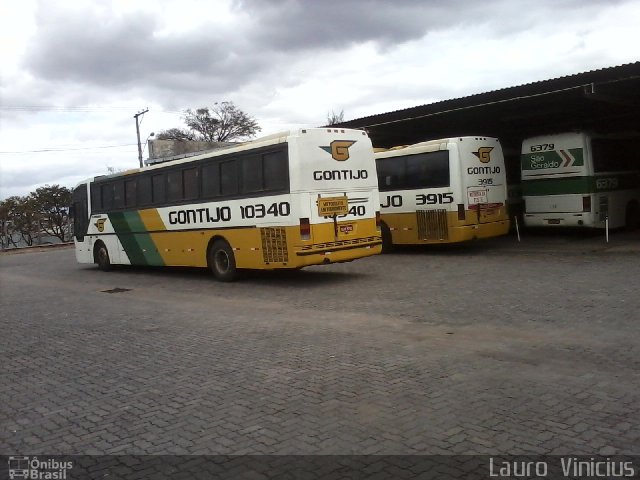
202 163 221 198
167 170 182 201
101 184 114 211
414 151 450 188
125 179 137 208
221 160 239 196
137 176 152 206
376 158 405 191
152 174 166 205
592 138 636 172
242 155 263 193
263 150 288 191
91 184 102 213
113 182 124 209
183 167 199 200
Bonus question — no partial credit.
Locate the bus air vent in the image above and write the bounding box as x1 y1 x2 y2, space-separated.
417 209 449 241
261 227 289 263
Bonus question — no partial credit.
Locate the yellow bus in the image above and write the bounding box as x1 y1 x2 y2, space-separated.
71 128 382 280
375 136 510 250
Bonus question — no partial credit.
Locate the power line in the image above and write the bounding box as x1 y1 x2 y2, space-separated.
0 143 138 154
0 105 182 114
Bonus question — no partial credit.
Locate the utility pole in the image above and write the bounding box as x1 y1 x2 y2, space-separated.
134 108 149 168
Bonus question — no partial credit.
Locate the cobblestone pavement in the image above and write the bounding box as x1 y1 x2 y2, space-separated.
1 233 638 456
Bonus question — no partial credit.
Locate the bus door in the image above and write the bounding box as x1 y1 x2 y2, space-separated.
72 184 89 241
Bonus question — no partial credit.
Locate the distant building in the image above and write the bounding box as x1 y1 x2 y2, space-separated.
147 139 237 164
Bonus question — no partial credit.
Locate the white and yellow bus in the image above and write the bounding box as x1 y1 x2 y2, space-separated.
521 132 640 229
71 128 382 281
375 136 510 249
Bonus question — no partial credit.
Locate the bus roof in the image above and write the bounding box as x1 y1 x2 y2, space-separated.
75 127 369 187
375 136 498 159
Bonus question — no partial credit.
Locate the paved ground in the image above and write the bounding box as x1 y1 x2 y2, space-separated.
1 230 639 457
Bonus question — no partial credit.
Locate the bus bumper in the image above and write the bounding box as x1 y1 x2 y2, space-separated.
448 220 511 242
293 240 382 267
524 213 599 228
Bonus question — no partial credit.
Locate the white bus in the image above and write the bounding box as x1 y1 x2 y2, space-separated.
521 132 640 229
375 136 510 249
71 128 382 281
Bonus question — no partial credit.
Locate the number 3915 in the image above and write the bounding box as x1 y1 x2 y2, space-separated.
416 193 454 205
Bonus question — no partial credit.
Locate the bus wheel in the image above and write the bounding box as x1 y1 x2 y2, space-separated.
208 240 238 282
625 201 640 231
95 242 111 272
381 223 394 253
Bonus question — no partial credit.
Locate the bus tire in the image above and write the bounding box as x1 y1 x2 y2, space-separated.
95 241 112 272
208 239 238 282
625 201 640 231
381 223 394 253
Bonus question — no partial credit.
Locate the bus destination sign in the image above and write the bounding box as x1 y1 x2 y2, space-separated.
318 196 349 216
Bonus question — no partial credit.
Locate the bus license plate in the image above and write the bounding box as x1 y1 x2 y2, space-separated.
318 196 349 216
547 219 561 225
468 189 488 204
339 223 354 235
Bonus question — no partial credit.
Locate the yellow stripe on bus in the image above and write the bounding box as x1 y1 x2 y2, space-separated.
138 208 166 232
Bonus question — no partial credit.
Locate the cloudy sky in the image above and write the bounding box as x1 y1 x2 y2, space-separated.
1 0 639 199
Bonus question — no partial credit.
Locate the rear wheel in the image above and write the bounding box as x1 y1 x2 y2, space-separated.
208 239 238 282
381 223 394 253
95 242 111 271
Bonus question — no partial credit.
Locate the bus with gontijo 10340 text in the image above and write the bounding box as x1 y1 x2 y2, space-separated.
374 136 510 250
70 128 382 281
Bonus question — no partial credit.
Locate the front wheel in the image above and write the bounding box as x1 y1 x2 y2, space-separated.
96 243 111 271
208 240 238 282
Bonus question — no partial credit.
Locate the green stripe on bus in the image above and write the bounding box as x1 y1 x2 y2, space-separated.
109 211 165 266
523 173 640 196
122 211 165 266
522 176 591 196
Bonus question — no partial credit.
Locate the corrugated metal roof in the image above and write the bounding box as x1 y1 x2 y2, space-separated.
337 62 640 128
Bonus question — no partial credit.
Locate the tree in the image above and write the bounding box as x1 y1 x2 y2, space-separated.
326 109 345 125
155 128 198 141
31 185 72 242
1 196 39 246
0 200 17 248
156 101 261 143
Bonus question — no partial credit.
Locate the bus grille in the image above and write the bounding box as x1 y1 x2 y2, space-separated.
261 227 288 263
417 209 449 241
299 236 380 252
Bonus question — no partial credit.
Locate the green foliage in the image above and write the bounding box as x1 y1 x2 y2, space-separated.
155 128 197 141
157 101 261 143
0 195 39 246
0 184 72 247
32 184 72 242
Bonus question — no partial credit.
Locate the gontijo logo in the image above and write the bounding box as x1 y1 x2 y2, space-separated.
320 140 357 161
473 147 494 163
94 218 106 232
